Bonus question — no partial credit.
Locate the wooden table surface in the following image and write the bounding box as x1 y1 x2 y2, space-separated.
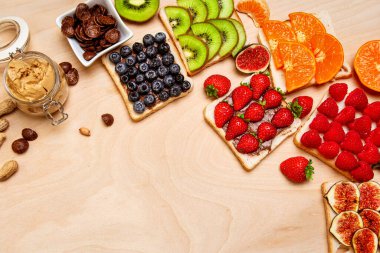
1 0 379 252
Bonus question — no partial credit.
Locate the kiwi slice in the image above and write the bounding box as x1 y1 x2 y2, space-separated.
208 19 238 57
178 35 208 72
229 19 246 57
165 6 192 38
177 0 208 23
191 23 221 60
115 0 159 22
218 0 234 18
203 0 220 19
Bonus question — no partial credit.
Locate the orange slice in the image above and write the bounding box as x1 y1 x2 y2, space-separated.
289 12 326 49
311 33 344 84
236 0 270 27
354 40 380 92
277 41 316 92
261 20 296 69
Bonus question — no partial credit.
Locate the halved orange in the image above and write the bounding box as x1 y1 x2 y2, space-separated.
261 20 296 69
277 41 316 92
289 12 326 49
311 33 344 84
354 40 380 92
236 0 270 27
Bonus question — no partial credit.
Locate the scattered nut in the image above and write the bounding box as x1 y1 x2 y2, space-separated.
79 127 91 136
59 62 72 74
12 138 29 154
66 68 79 86
0 133 6 147
0 99 16 117
22 128 38 141
0 118 9 132
0 160 18 181
101 113 114 126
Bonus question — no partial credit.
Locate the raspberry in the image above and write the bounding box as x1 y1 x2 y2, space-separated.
363 101 380 122
349 115 372 138
335 151 359 171
340 131 364 154
345 88 368 111
329 83 348 102
309 113 330 133
301 129 322 148
358 143 380 165
350 161 374 182
334 106 356 125
323 122 345 144
317 97 338 119
318 141 340 159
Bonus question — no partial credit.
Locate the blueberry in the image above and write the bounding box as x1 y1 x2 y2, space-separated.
120 74 129 84
169 63 180 75
133 101 145 114
149 58 161 69
132 42 144 53
127 67 138 77
170 85 182 97
146 45 158 58
137 82 150 95
115 62 127 75
120 46 132 58
139 62 149 73
157 65 169 77
135 74 145 84
127 81 138 91
158 43 170 54
181 80 191 91
151 80 164 94
145 70 157 81
143 34 155 47
144 94 156 107
109 52 121 64
154 32 166 44
136 51 147 63
128 91 140 102
125 55 136 66
158 90 170 101
163 75 175 88
162 53 175 66
175 74 184 83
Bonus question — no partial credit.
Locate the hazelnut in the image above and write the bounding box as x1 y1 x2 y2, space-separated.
59 62 72 74
12 138 29 154
101 113 114 126
66 68 79 86
22 128 38 141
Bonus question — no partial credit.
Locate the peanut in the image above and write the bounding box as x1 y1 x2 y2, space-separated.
0 118 9 132
0 133 5 147
0 160 18 181
79 127 91 136
0 99 16 117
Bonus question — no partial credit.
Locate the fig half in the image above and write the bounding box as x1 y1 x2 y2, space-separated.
360 209 380 236
359 181 380 211
330 211 363 246
352 228 378 253
325 181 360 214
235 44 270 74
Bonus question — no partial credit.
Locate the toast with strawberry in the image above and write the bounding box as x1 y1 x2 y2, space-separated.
204 73 302 171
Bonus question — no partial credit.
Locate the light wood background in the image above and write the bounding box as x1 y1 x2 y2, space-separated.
0 0 379 252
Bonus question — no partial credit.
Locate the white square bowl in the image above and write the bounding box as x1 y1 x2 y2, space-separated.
56 0 133 67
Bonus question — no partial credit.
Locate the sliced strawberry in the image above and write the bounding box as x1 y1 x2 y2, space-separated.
214 102 234 128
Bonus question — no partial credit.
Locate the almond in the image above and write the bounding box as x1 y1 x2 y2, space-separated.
0 118 9 132
79 127 91 136
0 99 16 117
0 160 18 181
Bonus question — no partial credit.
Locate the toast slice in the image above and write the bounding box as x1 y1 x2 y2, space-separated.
204 74 301 171
101 32 193 122
159 9 244 76
258 11 352 93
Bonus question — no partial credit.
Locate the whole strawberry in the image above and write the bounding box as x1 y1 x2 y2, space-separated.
232 85 253 110
262 89 283 109
257 122 277 142
272 108 294 128
366 127 380 147
301 129 322 148
214 102 234 128
350 161 374 182
244 102 264 122
236 133 260 154
318 141 340 159
317 97 338 119
364 101 380 122
334 106 356 125
225 116 248 141
349 115 372 138
280 156 314 183
335 151 359 171
358 143 380 164
291 96 313 119
309 113 330 133
345 88 368 111
250 74 270 100
324 122 345 144
204 74 231 98
340 131 364 154
329 83 348 102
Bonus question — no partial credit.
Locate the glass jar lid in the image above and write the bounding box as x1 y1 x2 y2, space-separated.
0 16 30 63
